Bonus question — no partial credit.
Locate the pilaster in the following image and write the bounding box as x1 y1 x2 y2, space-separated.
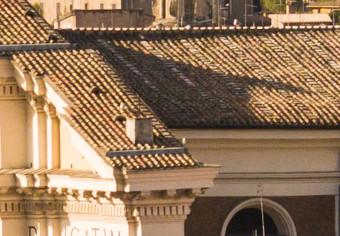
177 0 185 25
44 103 60 169
28 95 47 169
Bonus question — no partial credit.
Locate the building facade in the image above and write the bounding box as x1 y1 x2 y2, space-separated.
0 1 219 235
307 0 340 14
29 0 124 23
1 1 340 236
29 0 264 27
180 130 340 236
60 24 340 236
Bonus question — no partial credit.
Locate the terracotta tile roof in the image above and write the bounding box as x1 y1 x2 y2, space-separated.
0 0 64 45
60 27 340 128
2 1 340 172
13 49 199 170
0 0 198 171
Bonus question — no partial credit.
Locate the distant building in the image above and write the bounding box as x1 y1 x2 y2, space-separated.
29 0 122 23
29 0 267 28
269 13 332 27
56 9 154 28
212 0 264 26
307 0 340 14
29 0 157 28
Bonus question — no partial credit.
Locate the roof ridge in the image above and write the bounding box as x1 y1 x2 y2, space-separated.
60 24 340 33
18 0 55 31
106 147 186 158
0 43 71 52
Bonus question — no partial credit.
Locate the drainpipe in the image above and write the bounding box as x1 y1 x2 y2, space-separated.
212 0 219 25
177 0 185 26
336 186 340 236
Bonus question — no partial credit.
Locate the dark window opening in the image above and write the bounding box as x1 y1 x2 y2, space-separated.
56 2 61 18
226 208 282 236
161 0 166 18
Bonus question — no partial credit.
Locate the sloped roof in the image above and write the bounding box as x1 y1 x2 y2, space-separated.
2 1 340 170
60 26 340 129
12 49 197 170
0 0 64 45
1 1 199 171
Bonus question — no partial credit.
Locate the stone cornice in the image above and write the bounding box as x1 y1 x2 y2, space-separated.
124 166 219 192
0 188 195 220
217 171 340 183
59 24 340 35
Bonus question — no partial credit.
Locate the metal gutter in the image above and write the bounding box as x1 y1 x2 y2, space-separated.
0 43 71 52
106 147 186 157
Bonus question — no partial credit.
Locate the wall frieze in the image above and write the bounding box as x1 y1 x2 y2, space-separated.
0 189 195 219
0 83 25 99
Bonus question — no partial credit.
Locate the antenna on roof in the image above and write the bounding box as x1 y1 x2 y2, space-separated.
257 186 266 236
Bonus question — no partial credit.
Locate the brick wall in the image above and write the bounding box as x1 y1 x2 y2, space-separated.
185 196 335 236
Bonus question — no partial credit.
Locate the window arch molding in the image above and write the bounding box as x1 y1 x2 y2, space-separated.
220 198 297 236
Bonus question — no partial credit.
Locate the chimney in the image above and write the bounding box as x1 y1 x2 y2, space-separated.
212 0 219 25
126 117 153 145
286 0 295 14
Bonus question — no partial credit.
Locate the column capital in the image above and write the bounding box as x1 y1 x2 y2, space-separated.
123 190 195 219
44 102 57 118
123 191 195 236
27 93 45 112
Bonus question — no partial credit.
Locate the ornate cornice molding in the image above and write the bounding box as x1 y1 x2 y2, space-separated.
0 189 195 220
0 83 25 100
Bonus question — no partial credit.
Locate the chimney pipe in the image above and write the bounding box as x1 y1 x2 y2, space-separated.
126 117 153 145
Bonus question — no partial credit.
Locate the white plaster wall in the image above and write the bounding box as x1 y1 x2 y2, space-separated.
57 16 76 29
0 60 27 169
60 119 93 170
190 145 340 196
0 100 27 168
0 218 26 235
173 129 340 197
191 146 340 173
0 60 13 78
138 220 185 236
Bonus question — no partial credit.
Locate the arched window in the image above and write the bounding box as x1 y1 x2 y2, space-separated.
221 198 297 236
226 208 279 236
